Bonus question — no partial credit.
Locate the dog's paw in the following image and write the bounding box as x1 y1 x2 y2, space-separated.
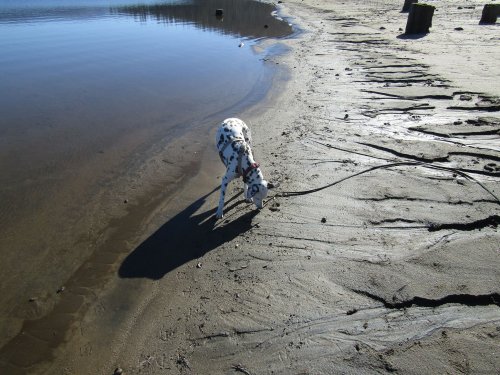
215 211 224 219
245 198 253 204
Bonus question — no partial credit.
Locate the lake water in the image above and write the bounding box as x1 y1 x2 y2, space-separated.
0 0 292 225
0 0 293 356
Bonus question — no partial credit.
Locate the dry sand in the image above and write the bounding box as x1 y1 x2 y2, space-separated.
1 0 499 374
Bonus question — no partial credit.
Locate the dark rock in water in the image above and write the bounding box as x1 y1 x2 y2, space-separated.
454 27 464 31
479 4 499 24
264 24 269 28
459 94 473 101
215 8 224 16
405 3 435 34
321 217 327 223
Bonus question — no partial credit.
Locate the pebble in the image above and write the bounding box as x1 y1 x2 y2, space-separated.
113 368 123 375
454 27 464 31
196 262 202 269
321 217 327 223
57 286 65 294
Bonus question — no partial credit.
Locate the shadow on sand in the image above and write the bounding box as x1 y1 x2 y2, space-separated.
119 188 257 280
397 32 428 40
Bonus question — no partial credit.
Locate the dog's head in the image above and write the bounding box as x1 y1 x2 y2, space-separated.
247 180 269 209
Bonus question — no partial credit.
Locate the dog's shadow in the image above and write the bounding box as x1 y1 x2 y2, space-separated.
119 188 256 280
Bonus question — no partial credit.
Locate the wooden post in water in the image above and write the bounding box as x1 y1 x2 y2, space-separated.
479 4 499 24
215 8 224 20
402 0 418 13
405 3 435 34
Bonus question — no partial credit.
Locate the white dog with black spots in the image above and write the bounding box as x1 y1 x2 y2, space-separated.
215 118 269 219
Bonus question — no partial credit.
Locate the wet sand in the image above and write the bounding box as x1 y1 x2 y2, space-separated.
1 0 499 374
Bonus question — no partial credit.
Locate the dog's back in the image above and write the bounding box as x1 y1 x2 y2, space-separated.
216 118 252 166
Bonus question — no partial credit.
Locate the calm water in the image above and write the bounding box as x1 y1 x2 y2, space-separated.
0 0 292 225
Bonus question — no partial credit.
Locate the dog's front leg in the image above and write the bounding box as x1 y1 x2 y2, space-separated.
244 183 253 203
216 174 231 219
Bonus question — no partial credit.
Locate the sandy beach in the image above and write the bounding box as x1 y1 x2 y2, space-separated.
1 0 499 374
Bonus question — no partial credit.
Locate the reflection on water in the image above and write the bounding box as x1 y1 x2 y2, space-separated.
112 0 292 39
0 0 293 356
0 0 126 24
0 0 293 40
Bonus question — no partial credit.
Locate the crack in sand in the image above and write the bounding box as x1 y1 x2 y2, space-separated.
428 214 500 232
362 89 453 101
352 289 500 309
358 195 497 206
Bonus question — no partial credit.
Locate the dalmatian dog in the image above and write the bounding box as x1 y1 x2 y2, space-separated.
215 118 268 219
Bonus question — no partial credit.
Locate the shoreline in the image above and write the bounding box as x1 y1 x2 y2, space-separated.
2 0 499 374
0 0 293 359
0 5 296 373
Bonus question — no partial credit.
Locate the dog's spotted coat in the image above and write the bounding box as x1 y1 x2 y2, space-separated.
215 118 268 219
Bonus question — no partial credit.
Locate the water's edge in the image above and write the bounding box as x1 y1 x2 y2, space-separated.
0 10 296 373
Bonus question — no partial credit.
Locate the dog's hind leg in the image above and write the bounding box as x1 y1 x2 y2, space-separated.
241 121 252 146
